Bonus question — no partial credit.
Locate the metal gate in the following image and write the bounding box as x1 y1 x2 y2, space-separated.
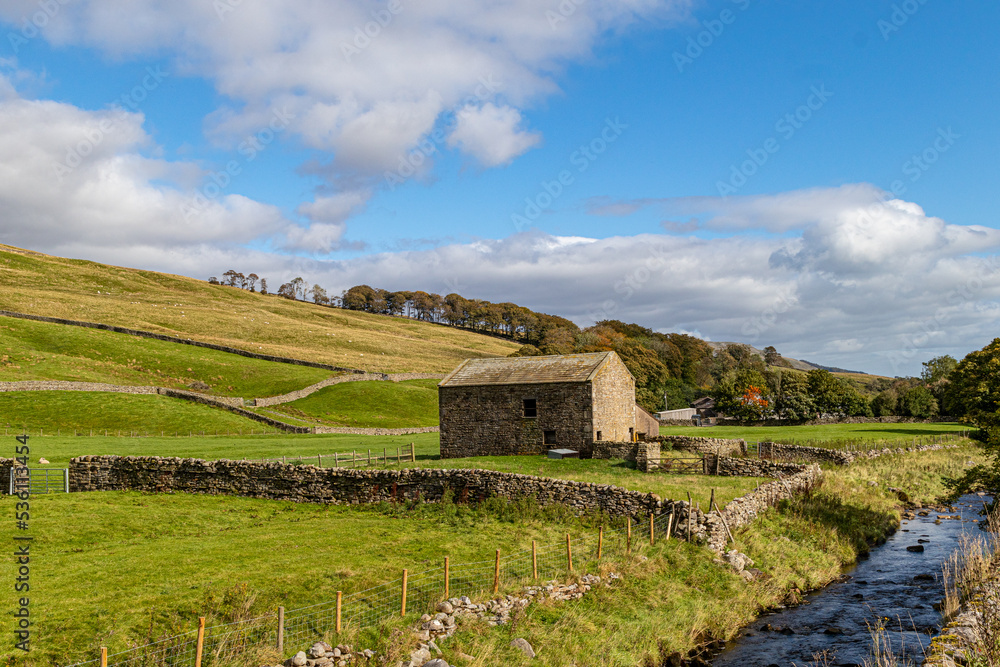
9 467 69 494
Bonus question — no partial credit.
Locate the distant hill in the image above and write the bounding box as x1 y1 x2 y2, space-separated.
799 360 869 375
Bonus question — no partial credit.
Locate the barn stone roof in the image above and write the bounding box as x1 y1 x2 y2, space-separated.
439 351 622 387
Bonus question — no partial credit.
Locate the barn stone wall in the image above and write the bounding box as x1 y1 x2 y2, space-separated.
591 358 636 443
439 382 594 459
634 405 660 439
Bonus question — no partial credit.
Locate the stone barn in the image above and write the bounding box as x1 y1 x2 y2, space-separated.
438 351 638 459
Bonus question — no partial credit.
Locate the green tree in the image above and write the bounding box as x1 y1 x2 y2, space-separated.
899 386 938 418
774 372 815 420
872 390 898 417
944 339 1000 498
921 355 958 383
807 369 843 416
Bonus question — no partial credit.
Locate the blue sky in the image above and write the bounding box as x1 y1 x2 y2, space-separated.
0 0 998 376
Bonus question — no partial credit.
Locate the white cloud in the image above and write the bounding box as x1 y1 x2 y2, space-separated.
0 72 358 259
0 0 692 230
448 103 541 167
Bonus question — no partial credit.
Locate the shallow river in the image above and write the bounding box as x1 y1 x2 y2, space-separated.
710 493 990 667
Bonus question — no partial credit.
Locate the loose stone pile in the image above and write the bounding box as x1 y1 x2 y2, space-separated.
272 574 617 667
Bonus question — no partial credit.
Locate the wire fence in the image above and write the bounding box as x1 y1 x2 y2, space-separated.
257 443 416 469
64 509 681 667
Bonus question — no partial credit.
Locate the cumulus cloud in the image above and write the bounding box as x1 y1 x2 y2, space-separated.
0 0 692 231
0 70 361 260
448 103 542 167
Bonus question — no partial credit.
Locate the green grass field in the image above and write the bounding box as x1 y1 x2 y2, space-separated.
0 392 285 435
662 422 972 447
0 244 519 373
0 492 599 666
271 379 440 427
0 315 333 398
7 443 981 667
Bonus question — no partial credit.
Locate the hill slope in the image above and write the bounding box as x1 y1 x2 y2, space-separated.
0 244 519 373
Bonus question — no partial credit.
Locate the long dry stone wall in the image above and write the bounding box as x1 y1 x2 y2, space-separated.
758 441 955 465
251 373 444 407
68 455 706 527
708 464 821 552
661 436 746 457
0 310 365 374
311 426 439 436
0 381 160 395
64 454 828 552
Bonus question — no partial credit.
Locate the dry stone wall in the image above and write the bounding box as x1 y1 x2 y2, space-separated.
63 454 826 552
591 440 638 462
68 455 678 519
0 381 160 395
252 373 445 408
311 426 439 436
758 441 954 465
661 436 746 457
707 464 821 552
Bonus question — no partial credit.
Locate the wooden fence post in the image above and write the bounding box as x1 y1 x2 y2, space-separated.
597 525 603 561
493 549 500 594
666 512 674 540
334 452 339 468
627 517 632 554
650 513 655 546
401 569 408 616
532 541 538 580
195 617 206 667
277 607 284 652
566 534 573 572
336 592 342 633
444 557 450 598
411 443 416 462
318 454 322 467
100 647 107 667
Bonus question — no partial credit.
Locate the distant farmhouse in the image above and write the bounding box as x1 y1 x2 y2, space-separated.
438 351 659 459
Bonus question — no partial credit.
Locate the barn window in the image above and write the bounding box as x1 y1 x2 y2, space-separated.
595 431 602 441
522 398 537 418
543 430 557 445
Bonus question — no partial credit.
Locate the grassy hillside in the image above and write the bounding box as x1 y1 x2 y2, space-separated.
270 378 440 428
0 244 519 373
0 315 332 397
0 392 283 434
